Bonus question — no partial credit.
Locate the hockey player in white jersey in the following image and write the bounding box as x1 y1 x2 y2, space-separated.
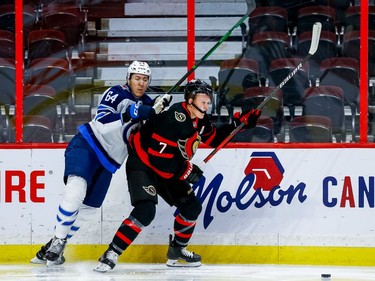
30 61 171 266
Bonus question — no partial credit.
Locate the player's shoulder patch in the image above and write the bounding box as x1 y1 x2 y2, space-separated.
175 111 186 122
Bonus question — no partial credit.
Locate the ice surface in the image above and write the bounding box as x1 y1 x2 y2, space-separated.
1 263 375 281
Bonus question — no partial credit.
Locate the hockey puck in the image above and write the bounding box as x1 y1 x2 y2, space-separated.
321 273 331 280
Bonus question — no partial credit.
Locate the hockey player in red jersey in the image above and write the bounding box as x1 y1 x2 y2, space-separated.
94 79 261 272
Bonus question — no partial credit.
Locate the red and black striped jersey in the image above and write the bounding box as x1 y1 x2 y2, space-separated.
130 101 234 179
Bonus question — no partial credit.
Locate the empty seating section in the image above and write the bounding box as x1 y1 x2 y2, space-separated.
245 0 370 142
216 58 260 116
0 30 14 58
0 57 15 108
0 4 36 40
0 2 84 142
297 6 336 35
303 86 346 142
268 57 310 117
231 116 275 143
344 5 375 32
23 84 66 142
247 6 289 40
235 86 284 140
289 115 333 143
0 1 370 143
245 31 290 77
318 57 359 140
27 29 68 64
40 4 86 48
9 115 54 143
296 30 337 79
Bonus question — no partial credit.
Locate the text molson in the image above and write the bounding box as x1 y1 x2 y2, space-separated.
193 173 307 229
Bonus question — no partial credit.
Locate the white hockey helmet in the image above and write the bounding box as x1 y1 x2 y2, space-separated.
126 61 151 83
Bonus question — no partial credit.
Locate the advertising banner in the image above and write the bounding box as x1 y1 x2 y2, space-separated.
1 148 374 248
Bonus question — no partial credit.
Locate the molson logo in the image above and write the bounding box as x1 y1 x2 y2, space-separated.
193 152 307 229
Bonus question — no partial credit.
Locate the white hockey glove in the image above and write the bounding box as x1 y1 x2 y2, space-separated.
153 93 172 114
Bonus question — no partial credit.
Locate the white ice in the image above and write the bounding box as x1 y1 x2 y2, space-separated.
1 263 375 281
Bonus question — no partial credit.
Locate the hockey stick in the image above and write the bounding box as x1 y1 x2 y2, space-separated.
203 22 322 164
165 0 256 96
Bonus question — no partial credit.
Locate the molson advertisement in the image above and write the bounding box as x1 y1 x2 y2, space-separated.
1 148 375 252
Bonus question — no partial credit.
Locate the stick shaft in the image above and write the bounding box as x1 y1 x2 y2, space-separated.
166 0 256 95
257 54 312 110
203 22 322 164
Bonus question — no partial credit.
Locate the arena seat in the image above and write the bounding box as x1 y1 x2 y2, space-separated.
289 115 333 143
296 31 337 79
296 5 336 35
27 29 69 65
9 115 54 143
0 30 14 58
302 85 345 142
23 84 66 142
246 31 290 78
234 86 284 140
247 6 288 41
231 116 275 143
268 57 310 118
216 58 260 117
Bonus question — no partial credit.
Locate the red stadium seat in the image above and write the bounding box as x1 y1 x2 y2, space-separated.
297 6 336 35
248 6 288 40
231 116 275 143
289 115 333 143
24 84 66 142
0 30 14 58
303 85 345 142
27 29 68 64
41 4 86 47
236 86 284 139
9 115 54 143
268 57 310 118
296 30 337 79
216 58 260 117
27 57 73 99
247 31 290 77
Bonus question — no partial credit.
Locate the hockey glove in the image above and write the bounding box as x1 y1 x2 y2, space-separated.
122 102 155 123
233 108 261 129
178 161 203 184
153 93 172 114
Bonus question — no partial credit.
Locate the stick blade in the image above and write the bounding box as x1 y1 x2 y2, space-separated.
308 22 322 55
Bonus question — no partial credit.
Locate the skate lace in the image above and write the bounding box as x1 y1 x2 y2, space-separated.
181 247 194 258
49 238 66 254
105 250 118 263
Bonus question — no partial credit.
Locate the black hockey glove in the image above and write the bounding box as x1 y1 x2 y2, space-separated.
153 93 172 114
233 108 261 129
178 161 203 184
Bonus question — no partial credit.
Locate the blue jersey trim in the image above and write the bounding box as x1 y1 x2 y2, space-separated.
78 124 120 173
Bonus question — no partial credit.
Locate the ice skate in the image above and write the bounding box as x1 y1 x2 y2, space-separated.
44 237 67 266
30 238 66 265
166 235 201 267
94 248 118 273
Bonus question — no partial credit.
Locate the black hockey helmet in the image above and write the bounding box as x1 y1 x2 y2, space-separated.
184 79 213 101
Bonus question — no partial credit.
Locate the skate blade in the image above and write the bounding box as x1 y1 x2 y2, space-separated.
46 259 61 267
30 257 46 264
93 262 112 273
166 259 201 268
